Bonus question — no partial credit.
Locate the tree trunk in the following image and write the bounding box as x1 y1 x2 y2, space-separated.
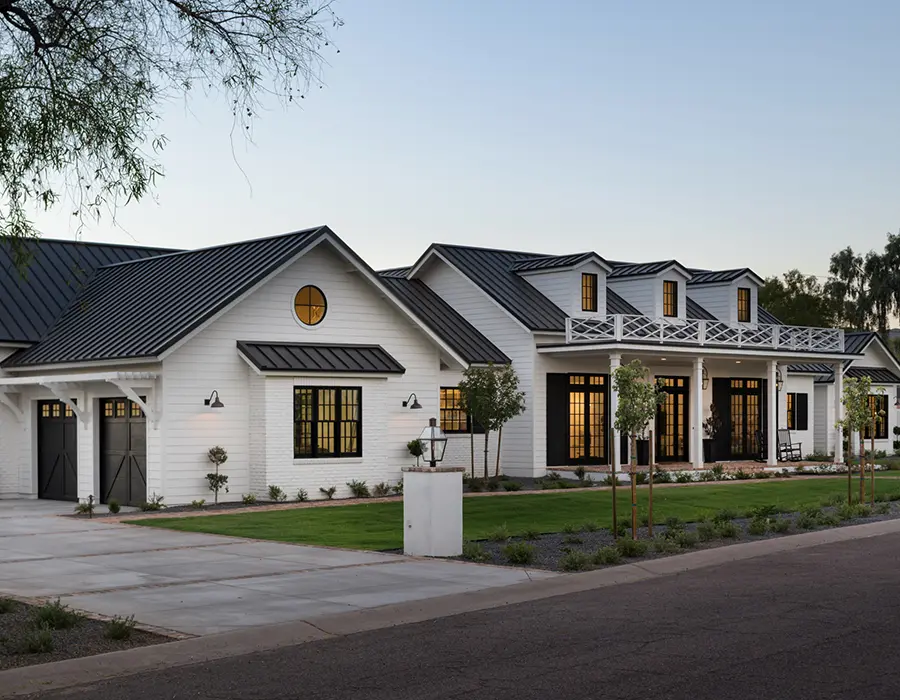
648 429 654 538
483 431 490 481
611 436 618 540
871 433 876 505
214 463 219 504
494 425 503 478
630 434 638 540
859 434 866 504
848 434 853 505
469 422 474 478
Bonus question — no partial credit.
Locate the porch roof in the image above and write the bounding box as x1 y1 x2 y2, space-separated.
237 342 406 375
0 371 157 387
535 340 854 363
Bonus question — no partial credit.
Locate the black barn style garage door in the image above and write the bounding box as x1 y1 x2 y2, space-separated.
100 398 147 506
37 400 78 501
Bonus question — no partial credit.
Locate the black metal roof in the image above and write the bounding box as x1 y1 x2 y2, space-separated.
845 366 900 384
238 342 405 374
844 331 874 356
788 363 834 374
378 273 510 365
607 260 682 278
0 238 174 344
757 306 782 325
4 227 328 367
607 289 641 315
428 245 568 331
685 297 718 321
687 268 754 285
510 252 599 272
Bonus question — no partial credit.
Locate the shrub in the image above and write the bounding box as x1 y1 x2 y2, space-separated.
346 480 370 498
573 466 586 481
33 599 80 630
748 504 780 519
601 473 618 486
319 486 337 500
733 469 753 480
748 517 768 536
754 470 771 479
106 498 121 514
802 506 824 520
392 481 404 495
889 491 900 502
0 598 16 614
713 509 738 524
794 464 806 475
21 623 54 654
205 473 229 502
190 499 206 509
486 478 501 492
634 471 648 486
502 480 522 491
616 538 649 558
699 470 716 482
461 541 489 563
560 550 593 572
875 502 891 515
715 521 740 539
521 526 541 540
371 482 392 497
242 493 258 505
545 470 562 481
710 464 727 481
140 493 165 511
673 531 698 549
407 439 425 465
796 514 818 530
74 499 94 516
652 537 681 554
654 469 673 484
818 513 841 527
822 493 845 507
562 523 579 534
675 471 693 483
770 518 790 534
267 485 287 502
663 516 685 534
563 534 584 545
593 546 622 566
468 479 484 492
486 524 511 542
295 489 309 502
105 615 137 641
581 520 601 532
697 522 718 541
502 542 536 565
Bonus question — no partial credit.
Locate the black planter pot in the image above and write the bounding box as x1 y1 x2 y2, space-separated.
703 438 715 464
636 439 650 466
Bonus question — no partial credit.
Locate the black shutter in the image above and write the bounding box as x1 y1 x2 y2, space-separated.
712 378 731 459
796 393 808 431
546 374 568 466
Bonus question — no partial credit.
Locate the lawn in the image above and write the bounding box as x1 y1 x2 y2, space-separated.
131 477 900 551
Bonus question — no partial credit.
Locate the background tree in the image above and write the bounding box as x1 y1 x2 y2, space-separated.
0 0 341 268
824 247 868 330
759 269 835 327
612 359 666 540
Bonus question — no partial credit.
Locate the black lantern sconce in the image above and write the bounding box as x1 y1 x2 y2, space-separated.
204 390 224 409
402 393 422 409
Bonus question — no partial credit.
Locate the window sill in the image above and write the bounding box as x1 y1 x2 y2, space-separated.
293 457 364 464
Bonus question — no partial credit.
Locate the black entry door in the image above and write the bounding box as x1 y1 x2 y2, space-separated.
37 400 78 501
656 377 689 462
100 398 147 506
728 379 763 459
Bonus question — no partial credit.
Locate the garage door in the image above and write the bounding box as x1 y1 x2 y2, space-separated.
37 400 78 501
100 398 147 506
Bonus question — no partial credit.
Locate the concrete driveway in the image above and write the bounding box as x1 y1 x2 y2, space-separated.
0 501 555 636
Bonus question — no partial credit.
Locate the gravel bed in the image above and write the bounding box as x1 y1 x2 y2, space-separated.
0 600 168 670
462 501 900 572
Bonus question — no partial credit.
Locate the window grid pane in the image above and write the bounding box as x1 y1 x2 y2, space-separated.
787 393 794 430
581 273 598 312
293 386 362 458
737 288 751 322
440 388 468 433
663 281 678 317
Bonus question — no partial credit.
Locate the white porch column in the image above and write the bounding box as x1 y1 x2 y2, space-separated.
693 357 704 469
767 360 778 466
777 364 788 430
610 353 622 471
833 363 843 464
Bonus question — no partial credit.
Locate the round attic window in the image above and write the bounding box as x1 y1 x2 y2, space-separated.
294 286 327 326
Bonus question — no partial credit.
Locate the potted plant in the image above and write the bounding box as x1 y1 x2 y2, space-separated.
702 404 722 463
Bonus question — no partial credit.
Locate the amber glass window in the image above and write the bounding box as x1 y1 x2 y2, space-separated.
294 285 327 326
581 273 598 312
294 387 361 458
863 394 888 440
786 392 794 429
737 287 751 323
440 387 484 434
663 280 678 317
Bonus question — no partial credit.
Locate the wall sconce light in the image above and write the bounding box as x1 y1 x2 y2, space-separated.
204 390 224 409
402 393 422 409
776 368 784 392
894 387 900 409
701 365 709 391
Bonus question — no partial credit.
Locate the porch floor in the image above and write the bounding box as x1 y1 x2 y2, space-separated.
555 460 828 475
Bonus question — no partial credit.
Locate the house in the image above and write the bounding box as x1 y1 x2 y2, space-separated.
0 229 896 506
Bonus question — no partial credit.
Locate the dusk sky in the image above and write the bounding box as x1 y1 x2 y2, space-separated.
32 0 900 278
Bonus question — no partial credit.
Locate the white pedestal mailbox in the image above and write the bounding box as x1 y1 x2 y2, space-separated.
402 466 464 557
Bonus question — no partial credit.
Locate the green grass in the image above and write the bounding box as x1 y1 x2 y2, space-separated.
131 478 900 551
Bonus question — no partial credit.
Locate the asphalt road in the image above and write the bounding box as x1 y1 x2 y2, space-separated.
30 533 900 699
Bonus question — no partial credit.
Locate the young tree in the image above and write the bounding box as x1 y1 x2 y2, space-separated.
0 1 341 268
457 364 526 480
613 360 666 540
206 445 229 504
835 377 881 504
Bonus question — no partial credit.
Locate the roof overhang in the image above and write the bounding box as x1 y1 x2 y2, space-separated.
536 342 854 363
608 261 693 281
686 268 765 287
514 253 613 275
237 341 406 377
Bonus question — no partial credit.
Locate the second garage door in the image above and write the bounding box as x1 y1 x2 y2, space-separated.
100 398 147 506
37 400 78 501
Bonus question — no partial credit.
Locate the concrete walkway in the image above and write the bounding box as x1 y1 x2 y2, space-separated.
0 500 555 636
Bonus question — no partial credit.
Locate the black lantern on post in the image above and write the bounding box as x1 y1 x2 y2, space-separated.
776 368 784 392
701 365 709 391
418 417 447 468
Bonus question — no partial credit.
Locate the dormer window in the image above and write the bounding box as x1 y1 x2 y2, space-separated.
581 273 598 312
737 287 751 323
663 280 678 317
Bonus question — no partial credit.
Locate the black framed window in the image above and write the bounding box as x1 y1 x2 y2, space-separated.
737 287 751 323
663 280 678 317
294 387 361 458
786 392 808 431
581 273 598 312
440 387 484 434
863 394 888 440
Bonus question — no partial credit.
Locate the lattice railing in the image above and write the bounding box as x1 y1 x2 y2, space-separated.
565 315 844 352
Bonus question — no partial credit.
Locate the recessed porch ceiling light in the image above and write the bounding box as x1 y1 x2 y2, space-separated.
735 360 742 364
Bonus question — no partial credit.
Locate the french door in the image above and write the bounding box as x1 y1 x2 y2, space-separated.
655 377 689 462
729 379 762 459
567 374 608 464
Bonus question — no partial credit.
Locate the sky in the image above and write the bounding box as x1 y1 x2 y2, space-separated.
31 0 900 277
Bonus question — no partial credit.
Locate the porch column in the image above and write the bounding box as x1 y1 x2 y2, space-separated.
692 357 704 469
767 360 778 466
833 363 843 464
777 363 788 430
610 353 622 472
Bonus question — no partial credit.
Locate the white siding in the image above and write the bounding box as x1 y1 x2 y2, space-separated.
522 262 609 318
607 278 655 316
419 259 538 476
814 384 830 454
783 375 815 458
0 347 24 497
686 276 759 326
159 241 443 504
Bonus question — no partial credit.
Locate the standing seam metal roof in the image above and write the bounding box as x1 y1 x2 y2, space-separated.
237 342 405 374
4 227 328 367
685 297 718 321
0 239 174 344
607 260 682 278
378 274 509 365
686 268 754 285
510 252 599 272
845 366 900 384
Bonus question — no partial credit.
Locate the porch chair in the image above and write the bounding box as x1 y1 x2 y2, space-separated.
777 429 802 462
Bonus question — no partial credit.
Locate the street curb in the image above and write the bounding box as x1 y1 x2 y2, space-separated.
3 517 900 697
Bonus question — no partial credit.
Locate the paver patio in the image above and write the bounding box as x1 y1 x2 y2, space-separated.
0 500 555 636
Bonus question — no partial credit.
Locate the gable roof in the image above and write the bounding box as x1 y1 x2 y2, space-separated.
757 306 782 325
378 272 510 365
0 238 174 345
607 260 689 279
237 342 405 374
687 268 764 286
607 289 641 315
843 331 874 356
510 252 610 273
685 297 718 321
845 366 900 384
